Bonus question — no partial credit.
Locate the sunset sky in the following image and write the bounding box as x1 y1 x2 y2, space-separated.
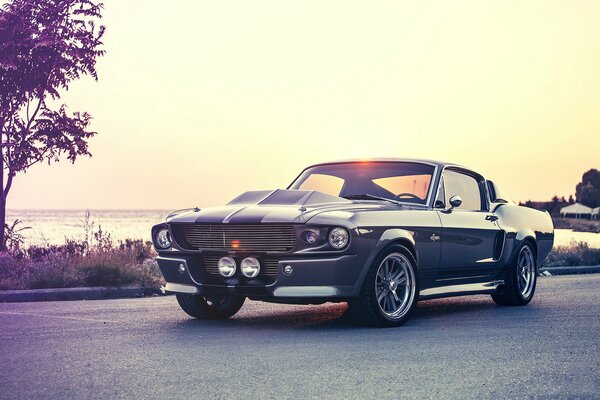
9 0 600 210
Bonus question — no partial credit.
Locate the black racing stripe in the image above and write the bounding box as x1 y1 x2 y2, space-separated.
194 215 228 223
194 207 243 224
226 208 270 224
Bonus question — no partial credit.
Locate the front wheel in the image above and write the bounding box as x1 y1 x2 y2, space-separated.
349 244 419 327
176 293 245 319
492 243 537 306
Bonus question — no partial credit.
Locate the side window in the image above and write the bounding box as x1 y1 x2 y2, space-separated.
443 170 482 211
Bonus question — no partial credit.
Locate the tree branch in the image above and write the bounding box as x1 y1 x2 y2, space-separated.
24 94 44 133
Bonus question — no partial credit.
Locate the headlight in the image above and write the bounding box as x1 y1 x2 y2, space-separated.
155 228 172 249
328 227 349 249
301 229 319 244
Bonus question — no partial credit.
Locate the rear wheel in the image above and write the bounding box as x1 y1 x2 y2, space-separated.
176 293 245 319
349 244 418 327
492 243 537 306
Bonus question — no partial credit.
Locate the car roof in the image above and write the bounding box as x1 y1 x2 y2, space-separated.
303 158 485 181
305 158 468 170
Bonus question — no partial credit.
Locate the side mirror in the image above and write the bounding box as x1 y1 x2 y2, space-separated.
449 195 462 209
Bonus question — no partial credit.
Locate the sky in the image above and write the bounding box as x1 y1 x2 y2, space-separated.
8 0 600 209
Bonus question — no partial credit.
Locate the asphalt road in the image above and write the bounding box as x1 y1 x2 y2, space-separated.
1 275 599 399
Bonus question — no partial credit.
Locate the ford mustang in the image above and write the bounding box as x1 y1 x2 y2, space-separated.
152 159 554 327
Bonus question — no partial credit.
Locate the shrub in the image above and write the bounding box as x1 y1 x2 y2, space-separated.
542 241 600 267
0 253 26 290
0 225 163 290
80 263 138 287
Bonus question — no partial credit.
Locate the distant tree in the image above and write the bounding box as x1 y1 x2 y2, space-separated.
568 195 575 204
0 0 105 250
576 169 600 208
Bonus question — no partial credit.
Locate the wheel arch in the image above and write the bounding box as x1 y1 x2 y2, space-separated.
390 238 418 263
514 230 538 265
355 229 418 290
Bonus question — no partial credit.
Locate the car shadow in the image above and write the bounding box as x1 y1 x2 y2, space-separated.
413 295 498 319
164 295 503 333
170 303 351 331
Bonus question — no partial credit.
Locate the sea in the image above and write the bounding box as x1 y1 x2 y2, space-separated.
6 209 600 248
7 209 168 246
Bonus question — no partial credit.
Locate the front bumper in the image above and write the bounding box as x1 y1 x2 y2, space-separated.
157 253 365 299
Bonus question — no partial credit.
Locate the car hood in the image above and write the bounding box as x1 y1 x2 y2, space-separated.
166 189 397 224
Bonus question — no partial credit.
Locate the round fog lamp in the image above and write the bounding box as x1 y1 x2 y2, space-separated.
178 263 186 274
328 227 349 249
241 257 261 278
283 265 293 275
155 228 172 249
218 256 236 277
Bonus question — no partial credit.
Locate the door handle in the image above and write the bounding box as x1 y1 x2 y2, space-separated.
485 215 498 222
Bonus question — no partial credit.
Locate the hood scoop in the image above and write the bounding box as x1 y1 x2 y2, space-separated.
227 189 351 208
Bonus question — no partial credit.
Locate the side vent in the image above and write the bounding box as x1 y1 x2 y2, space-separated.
494 230 506 261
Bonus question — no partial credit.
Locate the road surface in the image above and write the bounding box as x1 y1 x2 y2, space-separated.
1 274 599 399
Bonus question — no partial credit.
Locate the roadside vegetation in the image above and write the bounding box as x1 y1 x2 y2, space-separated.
0 214 163 291
542 241 600 268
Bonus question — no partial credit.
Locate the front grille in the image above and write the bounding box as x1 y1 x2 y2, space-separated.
171 224 296 252
202 254 279 279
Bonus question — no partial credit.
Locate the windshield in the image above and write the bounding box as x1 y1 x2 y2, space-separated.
288 162 436 205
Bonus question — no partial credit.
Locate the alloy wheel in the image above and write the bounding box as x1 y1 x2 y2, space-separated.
518 246 535 298
375 253 416 319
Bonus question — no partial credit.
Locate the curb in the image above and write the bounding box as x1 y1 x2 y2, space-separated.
0 286 166 303
539 265 600 276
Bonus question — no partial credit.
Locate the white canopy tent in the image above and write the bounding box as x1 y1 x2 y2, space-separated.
560 203 592 219
592 207 600 220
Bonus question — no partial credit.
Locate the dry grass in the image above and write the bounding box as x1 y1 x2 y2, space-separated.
0 238 164 291
542 241 600 267
1 212 165 291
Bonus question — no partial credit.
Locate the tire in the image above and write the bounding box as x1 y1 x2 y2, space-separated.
349 244 419 327
492 243 537 306
176 293 245 319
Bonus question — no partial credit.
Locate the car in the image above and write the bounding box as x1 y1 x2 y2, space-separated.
152 159 554 327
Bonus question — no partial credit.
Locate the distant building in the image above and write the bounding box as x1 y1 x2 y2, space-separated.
592 207 600 220
560 203 592 219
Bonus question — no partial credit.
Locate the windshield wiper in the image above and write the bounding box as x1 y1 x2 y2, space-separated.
344 194 404 207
